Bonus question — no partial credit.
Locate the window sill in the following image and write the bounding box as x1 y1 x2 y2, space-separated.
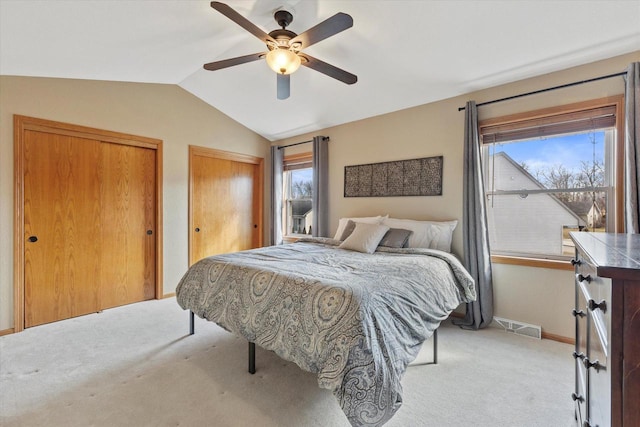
283 235 309 243
491 255 573 271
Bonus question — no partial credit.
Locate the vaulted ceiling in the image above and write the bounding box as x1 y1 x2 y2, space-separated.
1 0 639 141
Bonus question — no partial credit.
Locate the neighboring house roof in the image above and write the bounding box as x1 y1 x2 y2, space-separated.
565 200 594 217
565 200 603 217
291 199 312 217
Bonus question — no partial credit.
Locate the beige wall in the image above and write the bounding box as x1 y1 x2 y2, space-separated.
2 51 638 336
274 51 640 339
0 76 270 331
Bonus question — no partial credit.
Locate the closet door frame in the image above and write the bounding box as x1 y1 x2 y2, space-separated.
13 115 164 333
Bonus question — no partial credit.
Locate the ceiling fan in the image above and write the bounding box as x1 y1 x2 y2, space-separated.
204 1 357 100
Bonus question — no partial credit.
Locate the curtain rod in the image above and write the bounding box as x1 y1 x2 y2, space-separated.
457 71 627 111
276 136 330 150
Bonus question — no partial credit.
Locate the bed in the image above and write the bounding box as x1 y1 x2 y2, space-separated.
176 226 476 427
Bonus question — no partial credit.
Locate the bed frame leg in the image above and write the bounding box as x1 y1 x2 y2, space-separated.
433 329 438 364
189 310 195 335
248 342 256 374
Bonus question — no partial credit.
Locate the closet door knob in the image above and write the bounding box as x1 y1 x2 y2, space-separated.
195 227 201 233
28 236 38 243
146 230 153 235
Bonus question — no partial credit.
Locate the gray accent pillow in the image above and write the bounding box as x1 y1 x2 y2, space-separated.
339 220 357 241
378 228 413 248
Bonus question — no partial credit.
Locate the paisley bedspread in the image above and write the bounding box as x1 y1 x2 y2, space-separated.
176 237 476 426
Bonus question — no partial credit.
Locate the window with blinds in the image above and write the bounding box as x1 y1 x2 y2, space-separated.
283 153 313 237
479 97 623 261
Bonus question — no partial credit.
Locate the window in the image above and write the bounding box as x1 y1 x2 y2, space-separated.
283 153 313 237
480 97 623 262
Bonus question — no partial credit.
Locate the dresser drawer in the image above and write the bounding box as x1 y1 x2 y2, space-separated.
574 358 587 425
575 259 610 353
586 307 611 427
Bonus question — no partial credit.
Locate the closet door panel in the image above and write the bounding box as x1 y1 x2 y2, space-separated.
230 160 260 250
100 143 156 309
191 153 261 264
24 131 101 327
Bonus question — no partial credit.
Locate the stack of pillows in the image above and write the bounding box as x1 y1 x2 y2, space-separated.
334 215 457 254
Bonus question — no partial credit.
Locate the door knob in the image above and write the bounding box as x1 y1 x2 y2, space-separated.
146 230 153 235
195 227 200 232
28 236 38 243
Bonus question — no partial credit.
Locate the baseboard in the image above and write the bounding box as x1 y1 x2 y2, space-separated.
449 311 574 345
163 292 176 298
0 328 15 336
541 331 574 345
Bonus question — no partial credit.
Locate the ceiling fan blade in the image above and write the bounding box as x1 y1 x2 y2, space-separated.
203 52 266 71
277 74 290 100
290 13 353 49
210 2 275 44
300 54 357 85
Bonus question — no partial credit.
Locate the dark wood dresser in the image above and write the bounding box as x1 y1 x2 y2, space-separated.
570 232 640 427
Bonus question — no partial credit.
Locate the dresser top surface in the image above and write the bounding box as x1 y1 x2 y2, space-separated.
570 232 640 279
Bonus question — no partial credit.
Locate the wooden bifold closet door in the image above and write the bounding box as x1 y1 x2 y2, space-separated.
100 142 156 310
189 146 263 265
18 116 161 329
24 131 103 325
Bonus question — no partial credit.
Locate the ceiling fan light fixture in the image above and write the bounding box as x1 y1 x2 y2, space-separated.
266 48 301 75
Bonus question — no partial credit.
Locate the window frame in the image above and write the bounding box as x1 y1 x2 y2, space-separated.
283 152 313 240
479 96 624 270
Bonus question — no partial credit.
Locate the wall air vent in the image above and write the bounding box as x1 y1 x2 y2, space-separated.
492 316 541 339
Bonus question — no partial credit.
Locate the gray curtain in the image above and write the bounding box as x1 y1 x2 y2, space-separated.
312 136 329 237
457 101 494 329
270 145 284 245
625 62 640 233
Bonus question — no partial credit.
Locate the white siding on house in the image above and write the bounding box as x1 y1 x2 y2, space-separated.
485 152 583 256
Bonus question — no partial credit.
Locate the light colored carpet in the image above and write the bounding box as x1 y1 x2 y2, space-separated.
0 298 575 427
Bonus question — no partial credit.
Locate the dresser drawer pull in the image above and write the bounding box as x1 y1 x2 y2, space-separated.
577 273 592 283
587 299 606 313
572 351 585 361
583 357 604 372
571 259 582 266
571 392 584 402
572 309 586 318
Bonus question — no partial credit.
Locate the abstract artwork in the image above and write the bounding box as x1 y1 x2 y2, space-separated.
344 156 443 197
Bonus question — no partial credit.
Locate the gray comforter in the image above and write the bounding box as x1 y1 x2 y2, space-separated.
176 238 476 426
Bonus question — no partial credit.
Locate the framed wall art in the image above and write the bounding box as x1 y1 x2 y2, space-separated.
344 156 443 197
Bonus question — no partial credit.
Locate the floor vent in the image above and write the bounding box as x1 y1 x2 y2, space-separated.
492 317 541 339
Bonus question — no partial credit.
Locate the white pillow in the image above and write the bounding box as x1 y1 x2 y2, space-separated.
339 223 390 254
333 215 387 240
382 218 458 252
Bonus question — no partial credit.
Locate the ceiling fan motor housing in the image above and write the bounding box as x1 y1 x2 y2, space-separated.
267 29 298 50
274 10 293 29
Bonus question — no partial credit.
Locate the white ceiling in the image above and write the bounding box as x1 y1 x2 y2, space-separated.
1 1 639 141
